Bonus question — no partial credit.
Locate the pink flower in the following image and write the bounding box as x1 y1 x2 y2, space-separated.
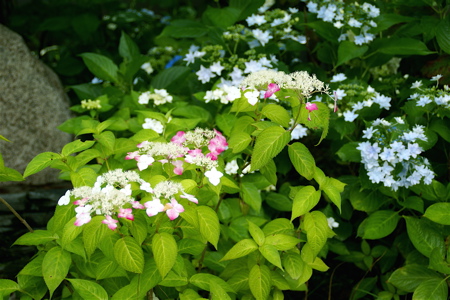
305 102 318 121
125 151 140 160
73 197 89 206
137 141 150 148
180 192 198 204
172 160 184 175
74 212 91 226
144 199 165 217
208 131 228 158
171 131 186 145
185 148 204 163
118 208 134 220
102 215 118 230
264 83 280 99
132 201 145 209
165 199 184 220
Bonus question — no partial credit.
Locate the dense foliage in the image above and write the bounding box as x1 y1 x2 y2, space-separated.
1 0 450 299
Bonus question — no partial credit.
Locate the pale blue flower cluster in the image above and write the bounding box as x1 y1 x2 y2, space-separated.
408 76 450 109
357 118 434 191
302 0 380 45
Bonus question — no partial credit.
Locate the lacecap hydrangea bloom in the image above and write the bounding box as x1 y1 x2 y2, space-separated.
408 75 450 111
357 117 434 191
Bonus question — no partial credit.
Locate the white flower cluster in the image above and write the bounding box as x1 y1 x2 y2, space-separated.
142 118 164 133
303 0 380 45
408 77 450 109
244 6 306 47
81 99 102 110
331 83 391 122
357 118 434 191
138 89 173 106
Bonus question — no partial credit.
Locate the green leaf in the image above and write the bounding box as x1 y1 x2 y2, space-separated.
197 206 220 249
67 279 108 300
152 232 177 278
152 66 191 89
115 236 145 274
203 6 240 29
247 220 265 246
413 278 448 300
337 41 369 66
228 132 252 153
190 273 235 293
263 218 294 236
210 279 232 300
17 275 47 300
265 234 300 251
303 211 331 257
119 31 140 60
0 164 24 182
376 37 435 55
436 19 450 54
336 142 361 162
18 254 44 276
61 217 83 249
160 19 208 38
249 264 271 300
404 216 445 257
265 192 292 212
42 246 71 297
261 104 291 128
282 252 304 280
259 244 283 270
0 279 19 297
61 140 95 157
241 182 262 212
131 258 162 298
251 126 290 171
70 167 98 187
288 142 316 180
220 239 258 261
321 177 344 212
13 230 58 246
178 239 205 256
388 264 441 292
230 0 265 20
83 216 111 257
94 131 116 153
80 52 119 83
291 186 321 221
361 210 400 240
424 203 450 225
23 152 61 178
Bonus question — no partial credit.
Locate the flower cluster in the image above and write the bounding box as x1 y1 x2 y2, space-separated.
81 99 102 110
302 0 380 45
357 118 434 191
57 169 198 229
138 88 173 106
126 128 227 186
408 76 450 111
142 118 164 133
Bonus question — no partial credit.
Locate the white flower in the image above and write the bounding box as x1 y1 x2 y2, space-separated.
362 126 377 139
138 91 151 104
244 90 260 105
246 14 266 26
141 62 153 74
372 93 391 109
334 89 347 100
210 61 224 76
431 74 443 81
327 217 339 229
417 95 432 106
196 65 215 83
343 110 358 122
142 118 164 133
411 81 422 89
251 29 273 46
331 73 347 82
225 160 239 175
58 190 71 205
348 18 362 28
291 124 308 140
205 167 223 186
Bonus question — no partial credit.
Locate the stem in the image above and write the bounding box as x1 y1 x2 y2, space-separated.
0 196 34 232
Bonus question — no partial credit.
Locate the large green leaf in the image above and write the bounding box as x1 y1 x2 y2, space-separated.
152 232 177 278
261 104 291 128
259 244 283 270
197 206 220 249
291 186 321 221
151 66 191 89
413 278 448 300
423 203 450 225
13 230 58 246
80 53 119 83
376 37 435 55
160 19 208 38
249 264 271 300
42 246 71 297
119 31 140 60
388 264 442 292
241 182 262 212
220 239 258 261
303 211 332 257
83 216 111 257
251 126 290 171
337 41 369 66
228 132 252 153
0 279 19 298
23 152 61 178
288 142 316 180
189 273 235 293
436 19 450 54
67 279 108 300
404 216 445 257
115 236 144 274
361 210 400 240
61 140 95 157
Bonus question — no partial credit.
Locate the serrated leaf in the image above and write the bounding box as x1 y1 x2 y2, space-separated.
424 203 450 225
291 186 321 221
13 230 58 246
241 182 262 212
152 232 177 278
115 236 144 274
228 131 252 153
61 140 95 157
436 19 450 54
210 279 232 300
80 52 119 83
413 278 448 300
303 211 331 257
190 273 235 293
404 216 445 257
70 167 98 187
259 244 283 270
248 220 265 246
94 131 116 153
67 279 108 300
42 246 71 297
265 234 300 251
83 216 111 257
220 239 258 261
18 254 44 276
388 264 441 292
251 126 290 171
261 104 291 127
23 152 61 178
361 210 400 240
282 252 304 280
288 142 316 180
61 217 83 249
249 264 271 300
197 206 220 249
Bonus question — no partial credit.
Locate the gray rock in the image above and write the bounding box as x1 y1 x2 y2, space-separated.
0 24 72 187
